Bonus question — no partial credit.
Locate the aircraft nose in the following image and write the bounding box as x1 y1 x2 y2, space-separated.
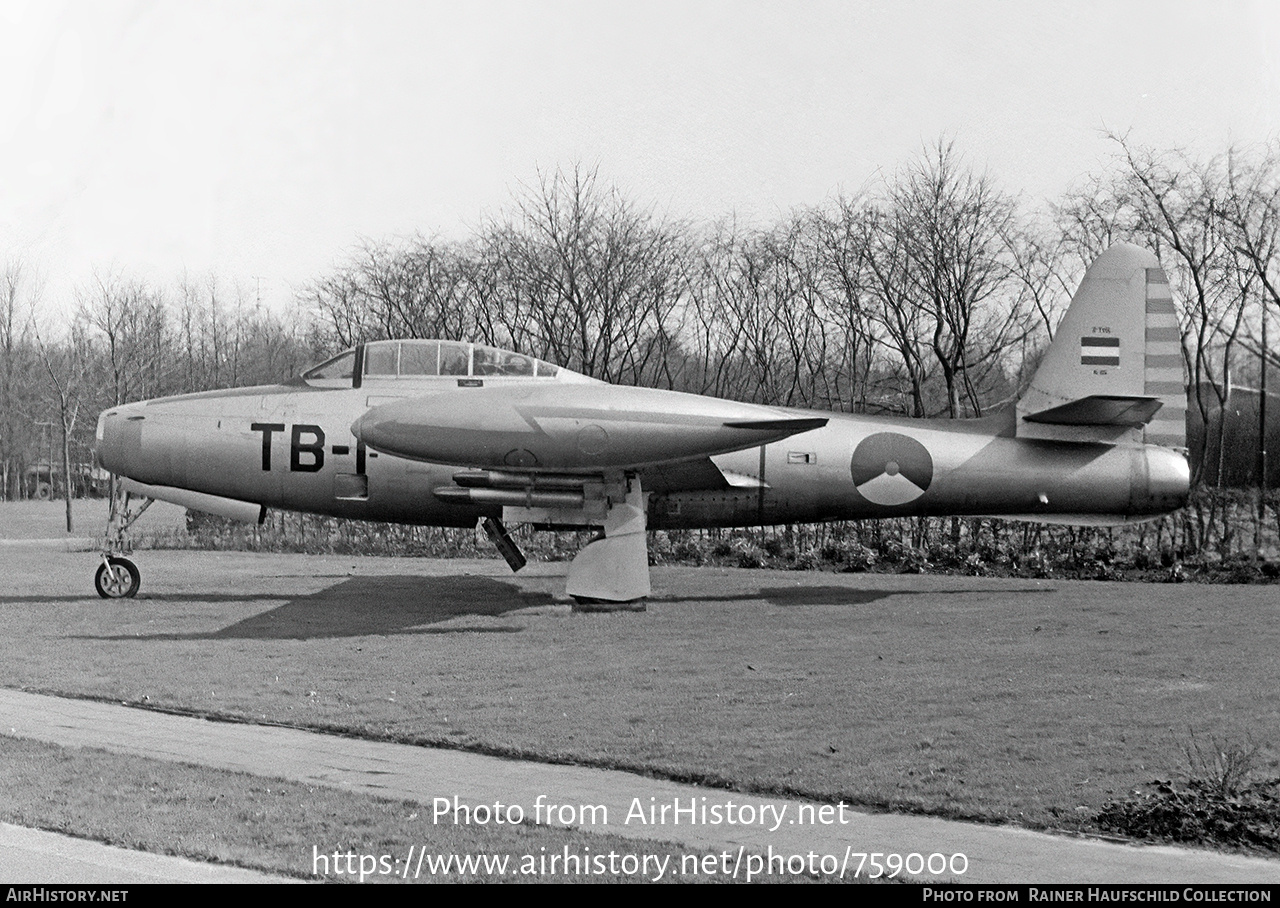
95 409 113 469
95 404 144 476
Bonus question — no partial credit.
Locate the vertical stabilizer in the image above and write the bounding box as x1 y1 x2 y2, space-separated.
1017 244 1186 448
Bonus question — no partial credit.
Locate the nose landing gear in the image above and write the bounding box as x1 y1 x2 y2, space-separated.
95 556 140 599
96 487 152 599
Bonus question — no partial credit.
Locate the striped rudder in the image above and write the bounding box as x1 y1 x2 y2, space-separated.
1142 267 1186 448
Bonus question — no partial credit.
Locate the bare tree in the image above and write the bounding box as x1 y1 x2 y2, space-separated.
682 216 833 407
0 262 38 499
32 318 90 532
482 164 690 385
1111 137 1244 488
304 259 374 350
1219 142 1280 372
1053 173 1139 267
78 272 169 407
889 140 1028 417
709 220 809 406
860 203 932 416
812 194 878 413
1217 142 1280 552
335 237 482 342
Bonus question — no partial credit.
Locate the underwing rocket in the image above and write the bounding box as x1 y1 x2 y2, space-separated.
94 244 1190 602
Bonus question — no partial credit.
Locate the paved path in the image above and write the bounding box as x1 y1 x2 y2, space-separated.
3 688 1277 884
0 822 292 883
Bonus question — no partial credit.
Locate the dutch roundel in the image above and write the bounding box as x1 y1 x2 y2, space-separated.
849 432 934 506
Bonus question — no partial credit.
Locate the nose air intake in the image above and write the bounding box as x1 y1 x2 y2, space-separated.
95 407 145 477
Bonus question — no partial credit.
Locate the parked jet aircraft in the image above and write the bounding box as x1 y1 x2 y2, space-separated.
94 243 1190 603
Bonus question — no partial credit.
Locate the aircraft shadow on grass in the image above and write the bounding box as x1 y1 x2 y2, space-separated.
73 575 553 641
59 577 1055 642
655 585 1055 606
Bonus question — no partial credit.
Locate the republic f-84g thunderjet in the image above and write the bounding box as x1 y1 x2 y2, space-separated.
93 244 1190 604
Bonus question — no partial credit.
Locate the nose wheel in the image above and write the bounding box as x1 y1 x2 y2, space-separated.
95 556 140 599
96 486 151 599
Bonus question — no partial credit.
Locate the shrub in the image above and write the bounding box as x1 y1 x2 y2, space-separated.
1183 730 1258 798
1024 550 1052 579
790 550 820 571
1094 777 1280 853
839 544 877 573
1094 562 1119 581
898 547 930 574
1093 732 1277 854
671 540 706 566
927 543 961 569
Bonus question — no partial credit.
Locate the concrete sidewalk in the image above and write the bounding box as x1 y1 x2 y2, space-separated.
0 822 294 883
3 688 1278 883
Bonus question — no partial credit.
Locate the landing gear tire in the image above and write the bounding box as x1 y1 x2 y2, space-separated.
95 557 140 599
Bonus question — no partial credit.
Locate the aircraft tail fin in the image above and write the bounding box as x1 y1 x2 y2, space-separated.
1016 244 1186 448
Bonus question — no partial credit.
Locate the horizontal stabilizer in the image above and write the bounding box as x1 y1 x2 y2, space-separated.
1023 395 1164 428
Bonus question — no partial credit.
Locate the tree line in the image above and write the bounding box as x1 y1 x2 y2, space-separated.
303 137 1279 486
3 136 1277 521
0 269 320 508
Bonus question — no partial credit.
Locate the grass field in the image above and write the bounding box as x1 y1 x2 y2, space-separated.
0 735 769 883
1 545 1276 842
0 499 186 540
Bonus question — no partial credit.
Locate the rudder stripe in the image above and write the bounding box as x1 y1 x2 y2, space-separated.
1143 266 1185 447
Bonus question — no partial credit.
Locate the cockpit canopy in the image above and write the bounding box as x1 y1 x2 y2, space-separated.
302 340 567 386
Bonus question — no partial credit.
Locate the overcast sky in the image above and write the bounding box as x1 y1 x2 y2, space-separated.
2 0 1277 318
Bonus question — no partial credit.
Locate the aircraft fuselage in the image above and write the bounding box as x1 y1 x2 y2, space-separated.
96 379 1190 532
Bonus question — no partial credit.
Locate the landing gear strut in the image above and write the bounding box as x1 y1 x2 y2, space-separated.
95 488 152 599
471 471 652 611
564 476 649 610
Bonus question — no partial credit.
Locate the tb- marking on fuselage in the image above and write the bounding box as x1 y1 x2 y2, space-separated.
249 423 329 472
94 244 1191 603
